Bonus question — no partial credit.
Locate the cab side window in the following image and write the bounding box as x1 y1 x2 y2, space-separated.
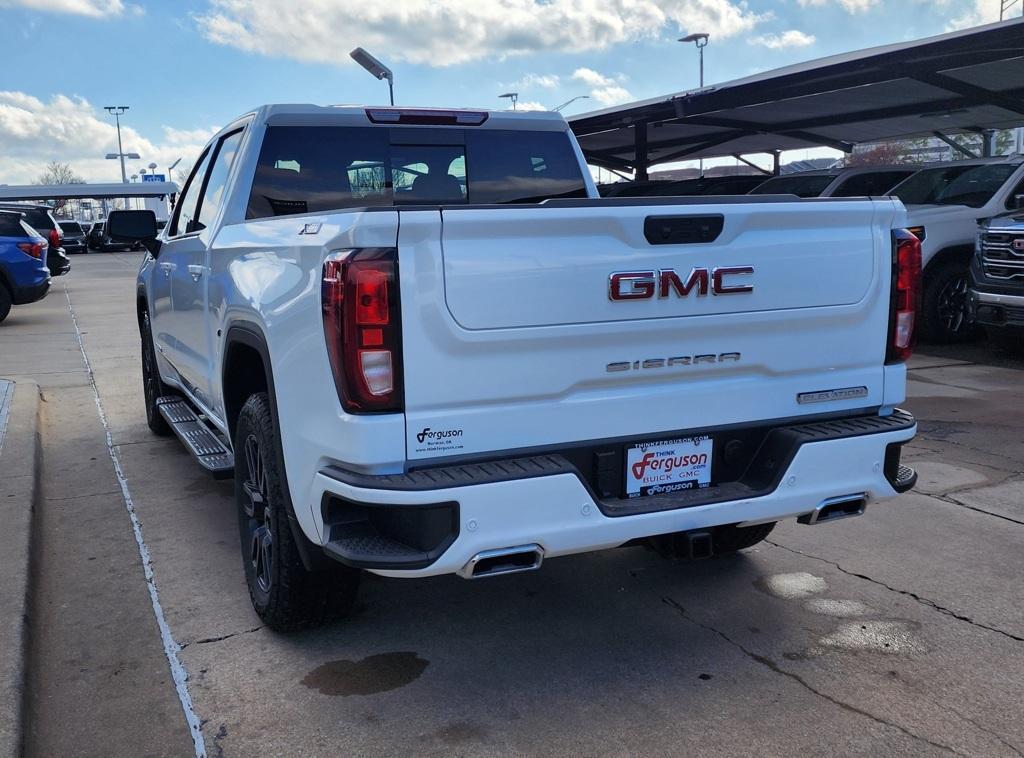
170 147 212 237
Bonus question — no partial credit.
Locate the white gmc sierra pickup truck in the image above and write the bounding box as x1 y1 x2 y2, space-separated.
111 105 920 631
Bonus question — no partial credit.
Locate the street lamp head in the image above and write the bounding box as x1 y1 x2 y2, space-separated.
125 152 141 160
680 32 709 46
148 162 158 171
349 47 392 82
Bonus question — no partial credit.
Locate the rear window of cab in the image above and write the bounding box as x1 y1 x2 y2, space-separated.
246 126 587 218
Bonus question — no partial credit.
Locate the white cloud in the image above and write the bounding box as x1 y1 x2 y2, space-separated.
945 0 1000 30
516 101 548 111
196 0 767 68
0 91 217 185
749 29 816 49
571 67 633 106
516 73 561 89
797 0 878 13
0 0 130 16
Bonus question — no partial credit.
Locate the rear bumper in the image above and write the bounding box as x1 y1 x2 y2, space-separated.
11 278 50 305
311 410 916 578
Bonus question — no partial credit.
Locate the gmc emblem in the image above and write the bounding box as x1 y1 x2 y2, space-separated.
609 267 754 301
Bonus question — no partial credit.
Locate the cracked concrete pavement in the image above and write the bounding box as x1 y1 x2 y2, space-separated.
2 253 1022 757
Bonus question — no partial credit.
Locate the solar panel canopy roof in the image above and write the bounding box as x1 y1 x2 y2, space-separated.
569 18 1024 172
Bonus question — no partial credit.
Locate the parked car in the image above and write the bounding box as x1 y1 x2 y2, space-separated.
969 210 1024 349
889 156 1024 342
58 220 88 254
87 219 132 252
600 174 767 197
115 104 917 631
0 210 50 324
748 166 917 198
0 202 70 277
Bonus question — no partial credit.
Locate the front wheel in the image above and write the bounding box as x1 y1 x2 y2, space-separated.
920 260 981 343
140 310 171 436
235 392 360 631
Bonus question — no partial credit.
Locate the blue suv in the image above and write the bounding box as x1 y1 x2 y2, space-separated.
0 210 50 324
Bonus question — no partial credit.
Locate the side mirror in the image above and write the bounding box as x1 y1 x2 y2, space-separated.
106 210 160 255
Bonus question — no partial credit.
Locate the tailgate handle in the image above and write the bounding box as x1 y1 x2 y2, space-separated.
644 214 723 245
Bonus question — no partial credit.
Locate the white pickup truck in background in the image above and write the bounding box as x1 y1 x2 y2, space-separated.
888 155 1024 341
110 105 920 631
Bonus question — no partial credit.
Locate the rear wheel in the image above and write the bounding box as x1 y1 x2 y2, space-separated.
0 285 11 324
920 259 980 343
235 392 360 631
140 309 171 436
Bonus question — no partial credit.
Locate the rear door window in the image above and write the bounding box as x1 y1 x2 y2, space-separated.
247 126 586 218
0 213 27 237
196 130 244 230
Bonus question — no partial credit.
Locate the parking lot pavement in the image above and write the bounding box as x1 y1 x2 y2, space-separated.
2 253 1023 757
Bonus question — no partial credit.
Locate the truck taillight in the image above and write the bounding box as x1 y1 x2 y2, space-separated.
17 241 44 260
886 229 922 364
48 228 60 248
322 248 403 413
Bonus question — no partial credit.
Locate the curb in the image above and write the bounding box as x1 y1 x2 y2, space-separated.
0 380 41 758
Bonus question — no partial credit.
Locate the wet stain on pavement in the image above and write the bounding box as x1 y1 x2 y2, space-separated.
755 572 828 600
301 652 429 696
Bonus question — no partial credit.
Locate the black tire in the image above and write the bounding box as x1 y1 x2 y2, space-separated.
920 259 981 343
235 392 360 631
711 521 776 555
0 284 11 324
140 310 172 436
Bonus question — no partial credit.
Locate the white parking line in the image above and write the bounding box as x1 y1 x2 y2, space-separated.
63 283 207 758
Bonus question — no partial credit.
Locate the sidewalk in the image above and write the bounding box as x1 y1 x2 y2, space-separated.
0 380 40 758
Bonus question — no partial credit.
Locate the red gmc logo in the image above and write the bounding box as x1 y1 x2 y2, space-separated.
608 267 754 301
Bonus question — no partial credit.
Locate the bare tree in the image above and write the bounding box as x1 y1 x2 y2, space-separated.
34 161 86 215
35 160 86 186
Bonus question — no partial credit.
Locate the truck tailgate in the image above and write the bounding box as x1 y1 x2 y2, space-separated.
397 199 903 462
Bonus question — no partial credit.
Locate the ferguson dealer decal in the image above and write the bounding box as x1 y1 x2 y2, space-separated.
626 436 713 497
414 426 465 454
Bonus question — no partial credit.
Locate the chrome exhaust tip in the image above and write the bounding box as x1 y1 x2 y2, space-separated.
458 544 544 579
798 494 867 525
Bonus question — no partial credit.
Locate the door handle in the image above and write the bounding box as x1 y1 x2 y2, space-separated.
158 261 174 277
188 264 204 282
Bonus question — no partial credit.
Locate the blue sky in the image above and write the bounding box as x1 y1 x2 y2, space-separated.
0 0 1005 184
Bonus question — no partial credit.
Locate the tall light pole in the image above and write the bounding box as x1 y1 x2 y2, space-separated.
104 106 131 183
349 47 394 105
553 95 590 112
168 157 182 185
679 33 710 175
499 92 518 110
679 33 709 89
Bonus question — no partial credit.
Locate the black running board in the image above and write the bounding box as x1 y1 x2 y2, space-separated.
156 397 234 478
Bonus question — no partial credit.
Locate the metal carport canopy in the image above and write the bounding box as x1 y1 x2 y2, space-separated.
569 17 1024 174
0 182 179 200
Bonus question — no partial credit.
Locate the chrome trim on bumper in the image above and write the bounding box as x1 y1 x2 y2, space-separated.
972 290 1024 307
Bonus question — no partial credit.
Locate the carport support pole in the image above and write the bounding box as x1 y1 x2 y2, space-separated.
634 122 649 182
772 151 781 176
982 129 996 157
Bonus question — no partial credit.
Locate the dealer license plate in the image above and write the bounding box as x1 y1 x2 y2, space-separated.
625 436 713 498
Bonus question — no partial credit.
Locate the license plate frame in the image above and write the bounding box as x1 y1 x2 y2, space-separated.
624 435 713 498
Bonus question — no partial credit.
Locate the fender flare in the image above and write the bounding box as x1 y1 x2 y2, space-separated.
223 321 330 571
